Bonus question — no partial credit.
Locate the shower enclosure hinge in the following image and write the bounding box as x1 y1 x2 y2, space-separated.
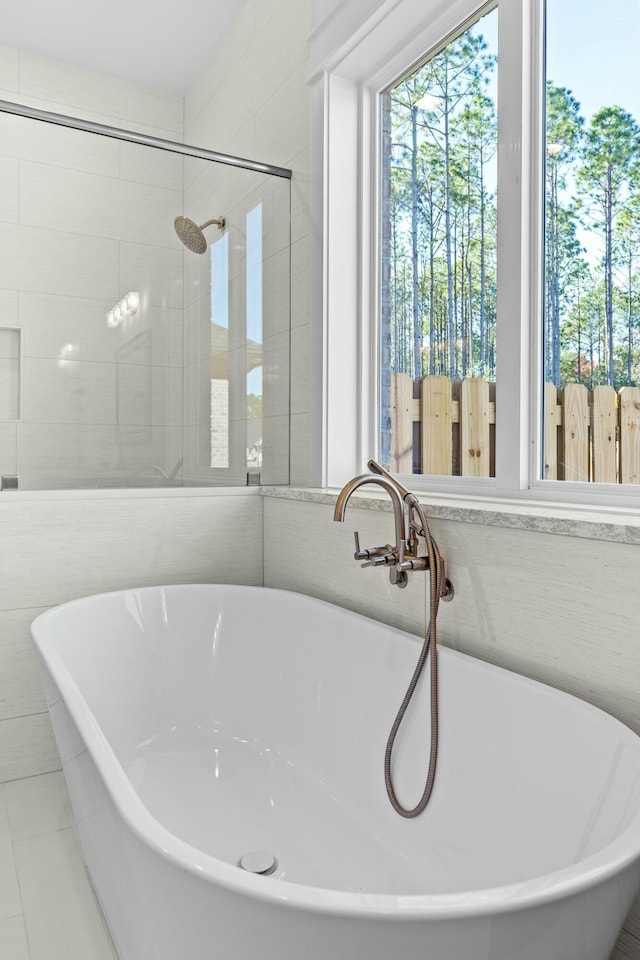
246 471 261 486
1 475 19 490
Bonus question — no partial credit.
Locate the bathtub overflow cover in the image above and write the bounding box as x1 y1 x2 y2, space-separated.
239 851 277 876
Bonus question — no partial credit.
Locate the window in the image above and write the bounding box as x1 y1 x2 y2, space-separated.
313 0 640 506
380 7 498 477
542 0 640 486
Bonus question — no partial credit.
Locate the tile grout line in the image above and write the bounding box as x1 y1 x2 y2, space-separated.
0 783 31 959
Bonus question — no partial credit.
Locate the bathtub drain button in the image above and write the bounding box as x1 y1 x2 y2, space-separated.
239 851 277 876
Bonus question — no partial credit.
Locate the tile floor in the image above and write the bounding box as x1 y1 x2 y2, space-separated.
0 771 638 960
0 771 117 960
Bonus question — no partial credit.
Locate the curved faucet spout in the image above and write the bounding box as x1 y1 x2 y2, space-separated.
333 463 453 597
333 473 406 563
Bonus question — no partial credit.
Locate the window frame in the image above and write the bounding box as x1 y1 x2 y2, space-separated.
310 0 640 509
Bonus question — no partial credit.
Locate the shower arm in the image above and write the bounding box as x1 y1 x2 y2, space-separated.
199 217 225 230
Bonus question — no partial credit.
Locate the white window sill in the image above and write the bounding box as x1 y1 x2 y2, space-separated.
260 487 640 545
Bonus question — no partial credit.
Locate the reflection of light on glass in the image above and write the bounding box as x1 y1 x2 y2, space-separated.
246 204 263 347
211 612 223 655
246 203 263 471
160 589 168 626
211 237 229 331
210 234 230 469
57 342 80 369
126 291 140 314
547 142 563 155
416 92 440 111
107 291 140 327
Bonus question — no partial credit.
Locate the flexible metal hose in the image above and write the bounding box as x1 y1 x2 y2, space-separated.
384 499 443 818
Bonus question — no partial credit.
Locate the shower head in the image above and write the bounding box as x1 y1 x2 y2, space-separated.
174 215 225 254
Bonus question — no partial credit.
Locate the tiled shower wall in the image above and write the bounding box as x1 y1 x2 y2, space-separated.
0 49 185 489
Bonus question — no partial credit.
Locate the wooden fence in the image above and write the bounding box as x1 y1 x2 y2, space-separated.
391 373 640 484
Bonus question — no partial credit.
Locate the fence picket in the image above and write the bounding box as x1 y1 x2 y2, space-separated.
560 383 589 482
544 383 559 480
390 372 413 473
390 373 637 484
420 375 452 475
619 386 640 484
591 386 617 484
460 378 490 477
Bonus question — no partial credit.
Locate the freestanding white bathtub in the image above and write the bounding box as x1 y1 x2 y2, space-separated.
32 584 640 960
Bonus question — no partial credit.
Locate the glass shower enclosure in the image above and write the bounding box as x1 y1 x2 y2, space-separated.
0 100 291 489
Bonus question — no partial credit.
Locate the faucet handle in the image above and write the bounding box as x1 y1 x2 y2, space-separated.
361 551 397 569
353 531 367 560
353 531 396 563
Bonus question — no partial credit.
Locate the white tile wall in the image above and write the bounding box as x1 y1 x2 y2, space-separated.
0 45 19 93
0 609 48 722
22 357 116 426
0 330 21 420
0 224 120 301
0 289 18 326
19 162 181 249
0 52 185 491
119 140 184 190
0 494 263 610
15 423 120 489
0 111 120 178
0 915 30 960
261 415 291 485
119 242 183 310
0 424 17 474
18 51 182 136
0 158 19 223
0 715 59 784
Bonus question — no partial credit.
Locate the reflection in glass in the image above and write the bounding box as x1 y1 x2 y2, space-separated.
0 109 290 489
246 203 263 473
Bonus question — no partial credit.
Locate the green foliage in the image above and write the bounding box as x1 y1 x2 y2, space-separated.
384 19 640 392
246 393 262 421
386 18 497 380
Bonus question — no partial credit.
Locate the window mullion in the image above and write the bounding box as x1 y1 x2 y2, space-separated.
494 0 531 494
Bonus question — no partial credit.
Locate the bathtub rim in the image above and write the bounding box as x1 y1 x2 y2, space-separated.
31 582 640 922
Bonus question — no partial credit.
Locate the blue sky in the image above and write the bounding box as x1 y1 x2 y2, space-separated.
547 0 640 121
472 1 639 123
